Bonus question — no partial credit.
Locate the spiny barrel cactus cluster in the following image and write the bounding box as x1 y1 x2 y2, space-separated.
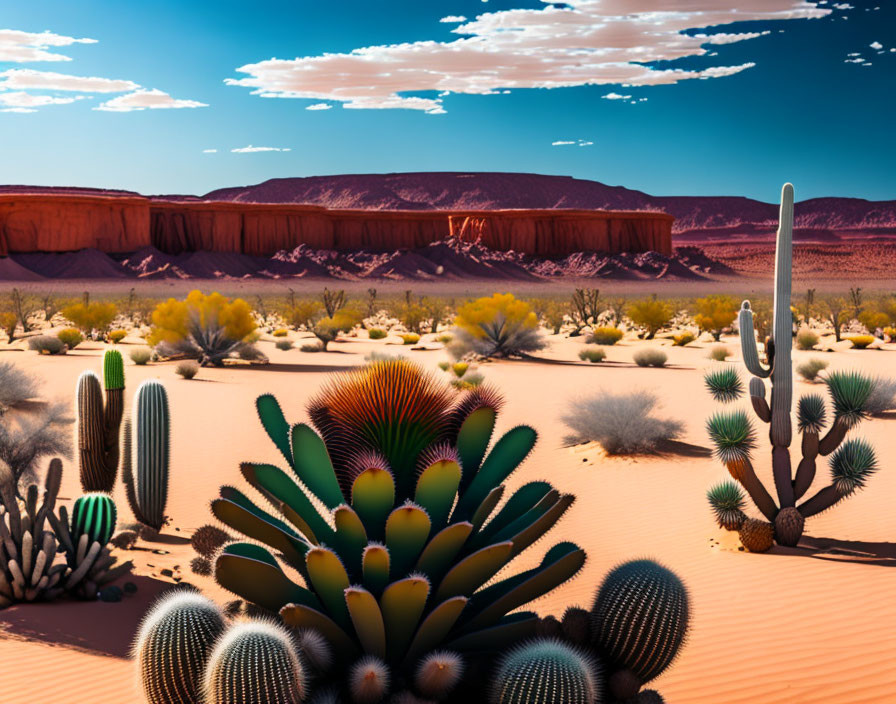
77 349 125 491
123 379 171 531
0 458 130 607
705 184 880 549
211 360 583 676
511 559 688 704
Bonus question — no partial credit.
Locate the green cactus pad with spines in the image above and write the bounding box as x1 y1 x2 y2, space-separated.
453 425 537 521
134 591 227 704
289 423 343 508
103 348 125 390
211 497 308 568
591 559 690 685
279 603 359 656
362 543 390 595
415 522 473 582
256 394 293 468
472 481 552 547
471 485 505 531
405 597 468 665
435 542 513 601
491 638 600 704
71 493 117 547
352 467 396 540
385 503 432 579
214 543 320 613
133 379 170 530
462 542 586 634
204 620 307 704
456 406 497 489
305 547 351 628
333 505 368 576
414 456 461 531
381 575 430 663
345 586 387 658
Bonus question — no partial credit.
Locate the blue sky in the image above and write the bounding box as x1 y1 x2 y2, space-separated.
0 1 893 202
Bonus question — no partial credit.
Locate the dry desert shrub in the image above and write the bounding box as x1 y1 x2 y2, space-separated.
633 348 668 367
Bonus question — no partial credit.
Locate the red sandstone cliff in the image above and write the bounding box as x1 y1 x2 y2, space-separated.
1 192 673 257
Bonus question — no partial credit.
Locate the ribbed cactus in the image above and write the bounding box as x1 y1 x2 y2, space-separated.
490 638 600 704
134 590 227 704
706 184 880 547
591 560 689 699
0 459 65 607
203 620 307 704
123 379 170 531
71 492 117 547
77 349 125 492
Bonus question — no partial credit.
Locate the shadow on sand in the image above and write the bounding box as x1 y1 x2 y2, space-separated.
0 574 174 658
772 536 896 567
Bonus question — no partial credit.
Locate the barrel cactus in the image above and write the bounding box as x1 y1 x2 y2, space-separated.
76 349 125 492
490 638 600 704
591 560 689 700
134 590 227 704
738 518 774 553
211 360 584 670
203 619 307 704
123 379 170 531
71 492 117 547
704 184 880 547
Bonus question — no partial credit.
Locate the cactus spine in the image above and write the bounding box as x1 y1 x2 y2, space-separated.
134 590 227 704
491 638 600 704
77 349 125 492
203 620 307 704
591 560 689 699
124 379 170 531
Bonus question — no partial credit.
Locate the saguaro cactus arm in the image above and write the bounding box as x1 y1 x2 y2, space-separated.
768 182 795 451
739 302 772 379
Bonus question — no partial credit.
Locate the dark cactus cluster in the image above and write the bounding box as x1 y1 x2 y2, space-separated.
0 458 131 607
705 184 880 550
520 559 689 704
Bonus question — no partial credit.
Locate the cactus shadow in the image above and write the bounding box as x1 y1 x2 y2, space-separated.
653 439 713 458
0 574 172 658
773 536 896 567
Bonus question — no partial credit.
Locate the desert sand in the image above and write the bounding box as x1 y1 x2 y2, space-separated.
0 330 894 703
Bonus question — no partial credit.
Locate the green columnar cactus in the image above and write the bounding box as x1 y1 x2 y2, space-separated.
134 591 227 704
0 459 66 607
123 379 170 531
709 184 879 547
212 360 585 670
490 638 600 704
203 620 307 704
591 560 689 700
71 492 117 547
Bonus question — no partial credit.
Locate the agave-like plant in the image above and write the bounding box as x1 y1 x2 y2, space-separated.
706 184 880 548
703 367 742 403
706 481 747 531
211 359 584 674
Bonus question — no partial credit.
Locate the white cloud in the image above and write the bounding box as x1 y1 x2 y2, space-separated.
94 89 208 112
1 107 38 113
202 149 218 153
0 68 139 93
227 1 831 113
231 145 291 153
602 92 632 100
0 91 84 108
552 140 576 145
306 102 333 110
552 138 593 146
440 16 468 23
832 2 853 8
578 140 594 146
869 41 883 50
0 29 96 63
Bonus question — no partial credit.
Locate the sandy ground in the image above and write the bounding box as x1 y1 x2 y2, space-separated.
0 329 894 703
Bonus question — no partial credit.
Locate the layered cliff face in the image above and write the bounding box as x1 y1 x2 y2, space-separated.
0 194 149 255
1 192 673 257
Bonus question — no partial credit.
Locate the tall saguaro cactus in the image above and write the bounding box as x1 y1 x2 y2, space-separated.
706 184 879 547
77 350 125 492
123 379 170 531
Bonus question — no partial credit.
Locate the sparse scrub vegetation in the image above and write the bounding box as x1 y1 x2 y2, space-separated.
61 301 118 338
672 331 696 346
627 296 673 340
694 294 739 341
57 327 84 349
130 347 152 365
562 390 683 454
452 293 544 358
274 338 293 351
29 335 66 355
633 348 667 367
708 345 731 361
588 326 623 345
367 327 387 340
847 334 876 349
579 346 606 363
107 329 127 344
796 328 819 350
400 332 420 345
175 360 200 379
796 358 828 383
865 376 896 415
